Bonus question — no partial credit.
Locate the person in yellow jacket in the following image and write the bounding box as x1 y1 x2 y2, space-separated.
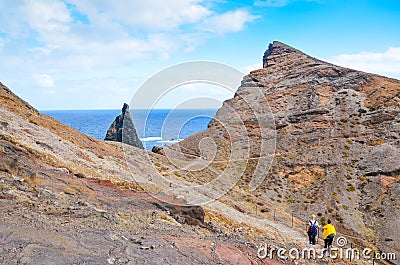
322 219 336 255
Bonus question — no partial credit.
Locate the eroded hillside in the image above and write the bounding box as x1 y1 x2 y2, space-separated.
166 41 400 262
0 83 274 264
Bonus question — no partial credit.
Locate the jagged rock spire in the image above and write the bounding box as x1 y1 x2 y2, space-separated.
262 41 321 69
105 103 144 149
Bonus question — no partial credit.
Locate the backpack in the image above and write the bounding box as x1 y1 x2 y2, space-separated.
309 220 318 236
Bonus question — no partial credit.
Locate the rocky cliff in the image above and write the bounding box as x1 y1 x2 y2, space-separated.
167 41 400 260
105 103 144 149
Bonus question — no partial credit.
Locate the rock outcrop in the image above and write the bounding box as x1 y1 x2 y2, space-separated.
151 145 164 154
105 103 144 149
153 200 205 227
167 41 400 259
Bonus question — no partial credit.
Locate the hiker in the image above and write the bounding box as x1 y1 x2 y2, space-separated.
322 219 336 255
306 214 319 245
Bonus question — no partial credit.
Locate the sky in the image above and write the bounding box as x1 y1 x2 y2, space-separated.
0 0 399 110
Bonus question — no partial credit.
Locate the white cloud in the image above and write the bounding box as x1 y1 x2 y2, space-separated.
179 32 208 52
70 0 211 31
20 0 71 32
0 1 259 70
34 74 55 88
329 47 400 79
241 62 263 73
254 0 325 7
200 9 259 35
0 1 259 109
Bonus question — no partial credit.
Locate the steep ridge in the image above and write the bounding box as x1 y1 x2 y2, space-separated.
0 83 121 159
169 41 400 260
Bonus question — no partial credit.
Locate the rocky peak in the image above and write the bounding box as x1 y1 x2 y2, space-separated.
262 41 322 69
105 103 144 149
122 102 129 114
172 41 400 257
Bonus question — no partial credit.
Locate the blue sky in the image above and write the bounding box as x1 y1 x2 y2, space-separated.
0 0 399 110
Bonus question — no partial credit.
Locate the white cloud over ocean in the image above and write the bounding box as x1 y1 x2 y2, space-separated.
0 0 258 109
34 74 55 88
0 1 257 70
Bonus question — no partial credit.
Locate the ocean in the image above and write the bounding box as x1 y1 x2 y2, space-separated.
42 109 217 150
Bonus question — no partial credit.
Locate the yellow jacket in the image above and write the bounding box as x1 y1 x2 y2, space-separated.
323 224 336 239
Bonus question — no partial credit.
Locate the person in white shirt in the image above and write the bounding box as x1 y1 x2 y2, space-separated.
306 214 320 245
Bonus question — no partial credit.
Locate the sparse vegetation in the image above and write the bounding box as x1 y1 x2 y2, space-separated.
358 176 366 182
346 183 355 192
0 134 17 144
335 214 344 223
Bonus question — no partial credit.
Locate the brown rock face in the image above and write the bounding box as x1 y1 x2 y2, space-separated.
173 41 400 257
153 200 205 227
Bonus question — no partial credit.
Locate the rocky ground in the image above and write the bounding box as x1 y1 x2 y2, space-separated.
0 158 262 264
0 138 357 264
1 41 398 265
